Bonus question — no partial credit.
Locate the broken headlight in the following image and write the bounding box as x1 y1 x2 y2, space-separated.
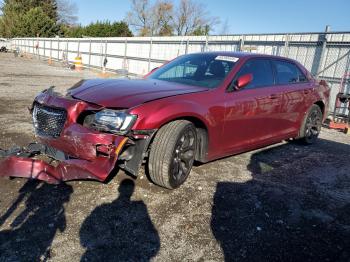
83 109 137 135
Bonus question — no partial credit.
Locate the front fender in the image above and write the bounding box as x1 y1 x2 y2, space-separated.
130 99 216 131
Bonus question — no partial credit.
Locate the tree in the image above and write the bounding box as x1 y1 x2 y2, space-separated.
57 0 78 26
192 24 210 36
0 0 59 37
126 0 151 36
153 0 173 36
0 0 24 37
126 0 174 36
20 7 58 37
173 0 219 36
64 21 133 38
219 18 230 35
29 0 58 21
1 0 58 19
126 0 219 36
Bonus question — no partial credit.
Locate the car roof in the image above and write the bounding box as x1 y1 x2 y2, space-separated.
189 51 294 61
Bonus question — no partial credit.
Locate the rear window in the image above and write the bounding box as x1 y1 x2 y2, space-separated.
273 60 307 84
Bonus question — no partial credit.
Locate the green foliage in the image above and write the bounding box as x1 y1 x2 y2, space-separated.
64 21 133 38
0 0 132 38
1 0 57 21
20 7 58 37
0 0 59 37
192 25 210 36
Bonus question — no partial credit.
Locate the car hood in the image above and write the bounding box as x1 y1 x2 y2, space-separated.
68 78 209 108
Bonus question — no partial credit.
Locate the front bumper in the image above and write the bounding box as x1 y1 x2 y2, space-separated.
0 138 127 184
0 91 130 184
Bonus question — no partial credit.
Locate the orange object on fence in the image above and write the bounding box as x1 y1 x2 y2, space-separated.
328 72 350 132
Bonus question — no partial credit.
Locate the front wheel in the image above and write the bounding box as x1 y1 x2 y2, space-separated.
299 104 323 144
148 120 197 189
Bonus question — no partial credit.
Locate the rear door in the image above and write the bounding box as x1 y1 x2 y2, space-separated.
272 59 312 134
222 58 285 154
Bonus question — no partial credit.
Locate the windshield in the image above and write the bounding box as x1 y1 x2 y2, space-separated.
148 53 238 88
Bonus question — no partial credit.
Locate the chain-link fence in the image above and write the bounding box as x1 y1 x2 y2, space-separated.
11 31 350 113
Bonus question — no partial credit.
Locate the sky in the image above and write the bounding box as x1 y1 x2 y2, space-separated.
74 0 350 34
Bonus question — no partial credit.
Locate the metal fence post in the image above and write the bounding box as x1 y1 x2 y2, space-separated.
66 41 69 65
104 40 108 70
123 38 128 71
88 39 92 68
148 37 153 72
57 37 60 61
316 26 330 76
205 35 209 51
284 34 290 57
77 40 80 55
37 36 40 60
50 39 52 60
99 39 103 68
239 35 245 51
185 38 189 54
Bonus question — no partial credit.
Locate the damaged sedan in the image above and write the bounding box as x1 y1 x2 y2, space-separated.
0 52 329 189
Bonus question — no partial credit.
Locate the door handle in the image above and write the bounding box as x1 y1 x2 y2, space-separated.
269 94 279 99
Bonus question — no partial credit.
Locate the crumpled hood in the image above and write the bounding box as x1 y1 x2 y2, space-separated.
68 78 209 108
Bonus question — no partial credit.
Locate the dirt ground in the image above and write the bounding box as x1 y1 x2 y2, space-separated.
0 52 349 262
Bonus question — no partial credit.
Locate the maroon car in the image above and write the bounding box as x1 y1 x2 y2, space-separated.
0 52 329 189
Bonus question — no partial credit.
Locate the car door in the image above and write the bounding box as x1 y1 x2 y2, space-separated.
222 58 286 154
272 59 312 135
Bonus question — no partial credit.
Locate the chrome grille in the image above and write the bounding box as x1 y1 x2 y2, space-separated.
32 103 67 138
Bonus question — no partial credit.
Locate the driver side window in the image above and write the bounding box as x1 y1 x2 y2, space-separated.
157 61 198 79
234 59 274 89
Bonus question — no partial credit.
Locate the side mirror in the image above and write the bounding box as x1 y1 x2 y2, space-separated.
235 73 253 90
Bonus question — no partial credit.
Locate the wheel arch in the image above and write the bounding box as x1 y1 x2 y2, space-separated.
314 100 325 117
148 115 209 163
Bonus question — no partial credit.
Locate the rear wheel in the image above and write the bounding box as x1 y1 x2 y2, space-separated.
299 104 323 144
148 120 197 189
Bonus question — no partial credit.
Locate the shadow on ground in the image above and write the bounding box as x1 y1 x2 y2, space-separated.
211 138 350 261
0 180 73 261
79 179 160 261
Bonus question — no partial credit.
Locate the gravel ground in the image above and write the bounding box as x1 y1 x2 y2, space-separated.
0 53 349 262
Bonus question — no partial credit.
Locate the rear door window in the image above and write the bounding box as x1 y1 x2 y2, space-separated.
273 60 308 84
234 59 274 89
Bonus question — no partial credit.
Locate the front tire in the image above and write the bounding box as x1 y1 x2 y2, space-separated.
299 104 323 144
148 120 197 189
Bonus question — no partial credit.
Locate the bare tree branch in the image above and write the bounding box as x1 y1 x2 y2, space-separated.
220 18 230 35
125 0 152 36
152 0 173 36
57 0 78 26
126 0 219 36
173 0 220 36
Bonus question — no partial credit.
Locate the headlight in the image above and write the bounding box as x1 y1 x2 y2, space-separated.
84 109 137 134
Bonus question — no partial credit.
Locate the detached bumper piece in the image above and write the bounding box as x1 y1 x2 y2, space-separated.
0 140 126 184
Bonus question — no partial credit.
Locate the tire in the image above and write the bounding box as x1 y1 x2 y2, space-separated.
299 104 323 144
148 120 197 189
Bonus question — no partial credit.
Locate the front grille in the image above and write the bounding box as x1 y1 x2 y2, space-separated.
32 103 67 138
